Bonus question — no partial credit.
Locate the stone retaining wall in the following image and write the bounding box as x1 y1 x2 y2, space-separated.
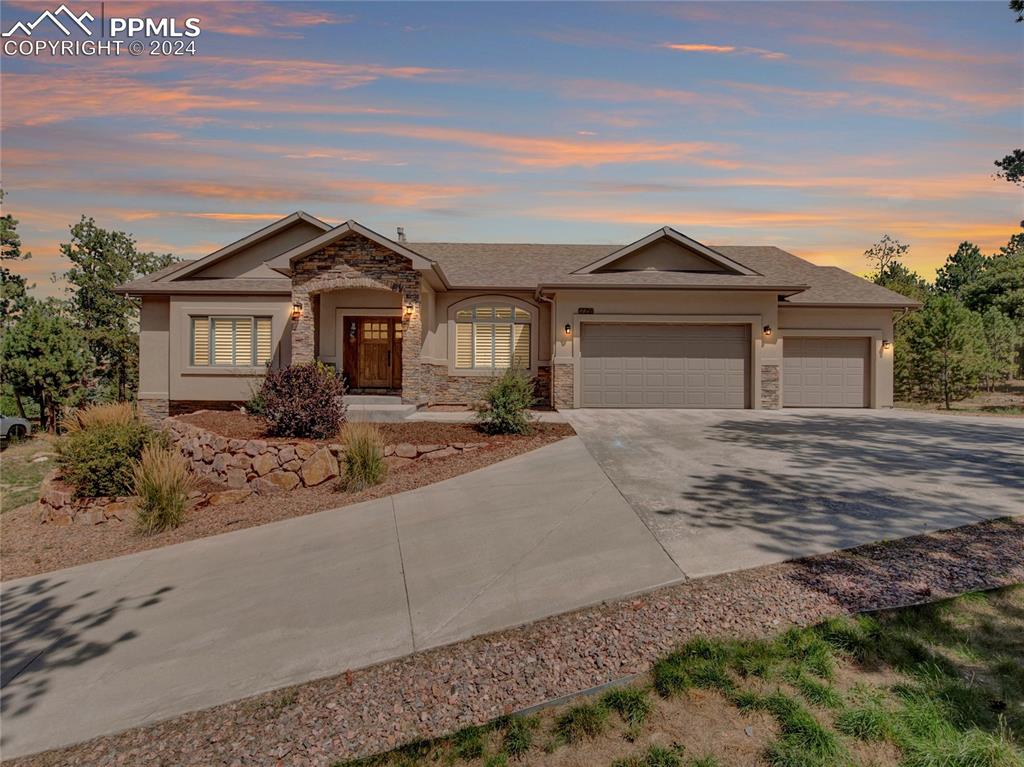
37 470 138 526
165 414 487 498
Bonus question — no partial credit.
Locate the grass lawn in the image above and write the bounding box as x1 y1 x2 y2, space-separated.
340 586 1024 767
0 434 56 513
898 379 1024 417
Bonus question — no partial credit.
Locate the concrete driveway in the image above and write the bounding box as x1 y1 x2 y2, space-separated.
0 437 681 759
565 408 1024 577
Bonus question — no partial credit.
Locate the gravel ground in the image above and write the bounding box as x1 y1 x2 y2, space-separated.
0 424 574 580
8 516 1021 767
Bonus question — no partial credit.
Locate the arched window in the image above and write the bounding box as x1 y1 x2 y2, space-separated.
453 302 531 370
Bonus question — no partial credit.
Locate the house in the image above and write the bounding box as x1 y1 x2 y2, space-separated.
115 212 918 419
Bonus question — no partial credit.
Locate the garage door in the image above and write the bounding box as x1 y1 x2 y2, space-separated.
783 337 869 407
580 324 749 408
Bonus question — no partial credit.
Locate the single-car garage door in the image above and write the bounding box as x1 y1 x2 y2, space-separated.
783 337 869 407
580 324 749 408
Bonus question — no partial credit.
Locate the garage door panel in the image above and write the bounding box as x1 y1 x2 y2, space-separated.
580 324 749 408
783 337 869 408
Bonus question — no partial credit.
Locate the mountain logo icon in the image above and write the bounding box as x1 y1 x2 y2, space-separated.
2 5 94 37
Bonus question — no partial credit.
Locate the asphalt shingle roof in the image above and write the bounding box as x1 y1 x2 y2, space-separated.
116 240 918 307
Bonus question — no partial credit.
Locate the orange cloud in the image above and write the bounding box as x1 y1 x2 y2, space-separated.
845 65 1019 111
339 124 729 168
796 35 1014 65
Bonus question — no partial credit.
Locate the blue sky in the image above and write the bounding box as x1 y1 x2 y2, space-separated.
2 1 1021 293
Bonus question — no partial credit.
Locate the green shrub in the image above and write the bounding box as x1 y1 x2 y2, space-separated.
501 715 537 759
476 367 535 435
244 379 267 417
261 362 346 439
553 701 608 743
451 725 485 760
338 422 387 492
58 416 155 497
602 686 653 729
133 444 197 534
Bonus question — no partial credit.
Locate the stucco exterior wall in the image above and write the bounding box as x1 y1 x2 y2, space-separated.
138 296 170 419
778 306 896 407
165 294 292 403
192 220 328 280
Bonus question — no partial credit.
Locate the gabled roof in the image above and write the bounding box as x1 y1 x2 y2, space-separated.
271 219 451 287
571 226 759 276
168 211 332 281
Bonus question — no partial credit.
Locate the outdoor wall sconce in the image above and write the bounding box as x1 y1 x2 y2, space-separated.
882 339 893 349
564 323 572 336
762 324 772 337
291 302 302 319
404 303 415 320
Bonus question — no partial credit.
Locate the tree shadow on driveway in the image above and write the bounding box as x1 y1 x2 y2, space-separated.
0 576 172 729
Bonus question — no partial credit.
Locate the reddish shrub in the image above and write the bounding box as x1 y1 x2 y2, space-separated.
260 362 346 439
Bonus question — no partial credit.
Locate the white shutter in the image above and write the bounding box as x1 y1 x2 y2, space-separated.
255 318 272 365
192 318 209 366
474 323 493 367
455 323 473 369
212 318 235 365
234 319 253 365
494 324 512 367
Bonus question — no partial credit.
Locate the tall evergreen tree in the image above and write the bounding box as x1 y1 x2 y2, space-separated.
0 189 33 320
1 298 91 430
58 217 174 401
910 295 988 409
935 241 988 299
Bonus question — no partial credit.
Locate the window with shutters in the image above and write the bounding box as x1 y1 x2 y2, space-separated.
453 303 531 370
191 316 273 367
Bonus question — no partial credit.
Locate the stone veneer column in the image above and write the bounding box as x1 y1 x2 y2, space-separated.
290 285 316 365
760 363 781 409
552 363 575 409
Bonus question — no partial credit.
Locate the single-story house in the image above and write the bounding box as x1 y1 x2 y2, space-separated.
115 212 918 419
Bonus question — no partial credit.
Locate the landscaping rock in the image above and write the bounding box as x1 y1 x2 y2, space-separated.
207 489 251 506
282 459 303 472
422 446 458 460
230 453 252 471
277 445 297 464
295 443 317 460
253 471 301 495
384 444 395 457
211 453 229 473
104 501 134 521
251 452 278 477
244 440 267 457
395 443 417 459
225 468 248 489
300 448 339 486
416 444 442 454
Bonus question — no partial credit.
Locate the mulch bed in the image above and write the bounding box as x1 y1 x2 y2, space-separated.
174 411 565 446
0 423 574 581
9 516 1022 767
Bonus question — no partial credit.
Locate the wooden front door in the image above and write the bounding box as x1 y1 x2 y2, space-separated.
346 317 402 390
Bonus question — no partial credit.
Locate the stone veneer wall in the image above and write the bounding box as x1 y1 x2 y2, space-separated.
289 233 424 404
419 363 552 406
760 363 781 409
138 398 170 424
552 363 574 409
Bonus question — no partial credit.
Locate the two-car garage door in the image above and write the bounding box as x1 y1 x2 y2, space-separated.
580 324 749 408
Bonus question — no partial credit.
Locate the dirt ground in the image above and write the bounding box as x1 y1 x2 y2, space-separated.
897 378 1024 416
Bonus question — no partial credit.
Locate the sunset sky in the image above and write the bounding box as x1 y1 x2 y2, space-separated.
2 1 1022 295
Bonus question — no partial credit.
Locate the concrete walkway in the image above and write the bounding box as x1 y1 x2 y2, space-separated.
0 437 681 759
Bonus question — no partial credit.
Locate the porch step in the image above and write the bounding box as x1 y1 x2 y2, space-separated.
344 395 403 405
346 403 418 423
